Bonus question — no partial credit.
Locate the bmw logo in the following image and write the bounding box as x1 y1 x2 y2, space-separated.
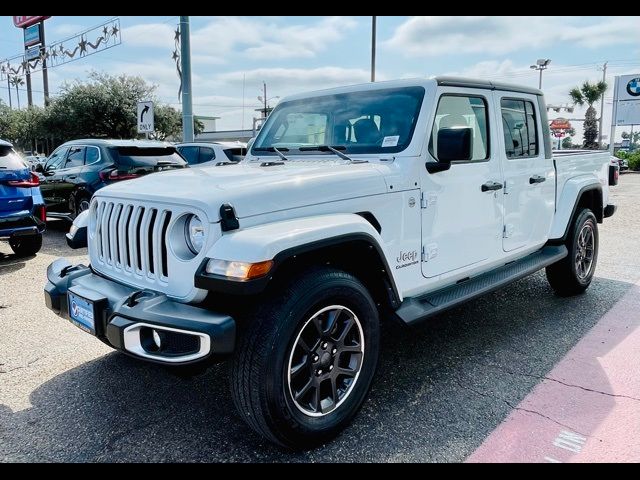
627 77 640 97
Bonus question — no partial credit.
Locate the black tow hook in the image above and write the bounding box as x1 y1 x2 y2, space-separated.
60 264 87 278
126 290 153 308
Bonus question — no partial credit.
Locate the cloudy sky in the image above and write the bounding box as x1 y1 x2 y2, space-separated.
1 16 639 141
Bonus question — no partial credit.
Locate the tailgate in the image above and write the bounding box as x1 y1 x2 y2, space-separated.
0 169 34 213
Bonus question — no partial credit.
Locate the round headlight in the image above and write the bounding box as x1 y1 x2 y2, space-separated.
185 214 205 254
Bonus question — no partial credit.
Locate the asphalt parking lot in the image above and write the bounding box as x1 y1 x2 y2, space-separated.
1 175 639 462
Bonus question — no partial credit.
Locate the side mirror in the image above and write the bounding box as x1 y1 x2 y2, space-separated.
427 127 473 173
66 210 89 249
34 163 44 173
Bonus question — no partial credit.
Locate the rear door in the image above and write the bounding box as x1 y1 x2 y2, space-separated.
496 95 555 251
40 146 69 211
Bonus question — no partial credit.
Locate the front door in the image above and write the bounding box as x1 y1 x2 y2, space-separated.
40 146 69 212
421 90 504 278
497 95 555 252
57 146 86 213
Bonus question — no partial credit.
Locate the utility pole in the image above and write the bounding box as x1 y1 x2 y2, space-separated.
598 61 607 148
180 16 194 142
263 81 267 118
41 22 50 106
371 16 377 82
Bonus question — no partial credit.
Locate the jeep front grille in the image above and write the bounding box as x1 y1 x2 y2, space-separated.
94 200 172 281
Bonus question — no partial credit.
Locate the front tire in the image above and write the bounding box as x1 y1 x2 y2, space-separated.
546 209 598 296
230 267 380 449
9 233 43 257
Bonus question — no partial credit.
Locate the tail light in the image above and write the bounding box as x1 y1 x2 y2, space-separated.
609 164 619 186
99 169 139 182
35 204 46 222
7 171 40 187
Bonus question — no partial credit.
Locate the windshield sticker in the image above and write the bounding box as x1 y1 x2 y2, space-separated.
382 135 400 147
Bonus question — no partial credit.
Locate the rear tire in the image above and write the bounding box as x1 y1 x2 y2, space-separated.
546 209 598 296
9 233 43 257
230 267 380 449
71 193 91 220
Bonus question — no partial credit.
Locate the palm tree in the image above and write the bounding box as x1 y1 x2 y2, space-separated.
569 81 607 149
9 75 25 109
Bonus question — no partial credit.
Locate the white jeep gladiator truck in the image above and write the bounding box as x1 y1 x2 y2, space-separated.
45 77 617 448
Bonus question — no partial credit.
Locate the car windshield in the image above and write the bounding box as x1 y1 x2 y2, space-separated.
252 86 425 157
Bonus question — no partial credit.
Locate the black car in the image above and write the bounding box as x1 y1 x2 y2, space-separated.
36 139 187 219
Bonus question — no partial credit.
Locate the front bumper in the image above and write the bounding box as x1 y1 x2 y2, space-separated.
0 208 46 238
44 258 235 365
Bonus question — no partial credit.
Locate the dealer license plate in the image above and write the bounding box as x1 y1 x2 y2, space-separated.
68 291 96 335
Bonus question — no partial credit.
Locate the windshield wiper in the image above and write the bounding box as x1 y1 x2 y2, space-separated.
298 145 362 162
253 146 289 161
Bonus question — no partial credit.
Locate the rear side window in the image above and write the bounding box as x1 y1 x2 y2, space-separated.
65 146 86 168
198 147 215 164
178 146 199 164
113 147 187 166
501 99 538 158
429 95 489 162
0 146 27 170
86 146 100 164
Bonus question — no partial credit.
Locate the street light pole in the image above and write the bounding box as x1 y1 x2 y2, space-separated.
598 61 608 148
530 59 551 89
371 16 376 82
180 16 194 142
263 82 267 118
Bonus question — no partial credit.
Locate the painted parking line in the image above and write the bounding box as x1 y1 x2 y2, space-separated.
467 280 640 463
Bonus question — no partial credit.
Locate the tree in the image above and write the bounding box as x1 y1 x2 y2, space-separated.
42 71 203 142
569 81 607 149
562 137 573 149
9 76 25 109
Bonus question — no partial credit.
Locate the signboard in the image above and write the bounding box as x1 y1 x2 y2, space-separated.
137 101 154 133
25 46 41 61
614 74 640 126
617 75 640 101
13 16 50 28
24 24 41 48
549 118 572 131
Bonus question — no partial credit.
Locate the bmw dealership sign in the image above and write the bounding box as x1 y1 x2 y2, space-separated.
614 74 640 125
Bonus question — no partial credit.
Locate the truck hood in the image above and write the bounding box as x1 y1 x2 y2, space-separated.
96 161 388 221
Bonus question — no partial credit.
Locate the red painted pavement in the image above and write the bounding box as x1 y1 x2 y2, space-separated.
467 281 640 463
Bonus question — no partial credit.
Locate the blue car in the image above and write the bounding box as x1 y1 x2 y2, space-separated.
0 139 46 256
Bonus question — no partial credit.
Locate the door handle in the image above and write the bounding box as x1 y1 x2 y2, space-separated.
481 181 503 192
529 175 546 184
67 175 77 179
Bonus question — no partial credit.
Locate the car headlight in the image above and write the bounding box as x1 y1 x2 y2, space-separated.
185 214 205 254
205 259 274 280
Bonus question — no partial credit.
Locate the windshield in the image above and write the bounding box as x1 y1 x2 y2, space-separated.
252 86 425 156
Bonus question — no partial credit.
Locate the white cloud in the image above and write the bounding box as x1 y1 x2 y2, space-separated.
386 16 640 56
52 23 86 38
121 23 176 50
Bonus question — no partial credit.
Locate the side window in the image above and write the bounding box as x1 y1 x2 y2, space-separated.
429 95 489 162
500 99 538 158
178 146 199 164
65 146 86 168
45 147 69 171
198 147 215 164
85 146 100 164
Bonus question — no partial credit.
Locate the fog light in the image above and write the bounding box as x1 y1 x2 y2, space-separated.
152 330 163 349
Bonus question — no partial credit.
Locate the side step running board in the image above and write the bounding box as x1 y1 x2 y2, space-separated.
395 245 568 325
